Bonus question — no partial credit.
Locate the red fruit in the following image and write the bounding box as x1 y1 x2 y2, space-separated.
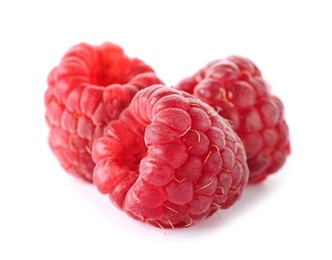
45 42 163 182
175 56 290 183
92 85 249 228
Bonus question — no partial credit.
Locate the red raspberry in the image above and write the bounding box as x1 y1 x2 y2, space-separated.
175 56 290 183
45 42 163 182
92 85 249 228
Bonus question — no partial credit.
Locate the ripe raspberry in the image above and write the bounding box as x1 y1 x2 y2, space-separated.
45 42 163 182
92 85 249 228
175 56 290 183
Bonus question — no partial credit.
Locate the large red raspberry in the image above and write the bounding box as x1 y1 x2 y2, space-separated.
92 85 249 228
175 56 290 183
45 42 163 182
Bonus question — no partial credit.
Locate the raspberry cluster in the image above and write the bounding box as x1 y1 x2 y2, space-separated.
44 42 290 228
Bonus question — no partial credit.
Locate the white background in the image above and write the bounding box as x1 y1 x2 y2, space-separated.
1 1 331 259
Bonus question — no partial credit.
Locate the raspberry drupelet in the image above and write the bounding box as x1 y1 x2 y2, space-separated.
45 42 163 182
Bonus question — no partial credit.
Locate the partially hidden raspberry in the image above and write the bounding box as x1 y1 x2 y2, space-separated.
45 42 163 182
92 85 249 228
175 56 290 183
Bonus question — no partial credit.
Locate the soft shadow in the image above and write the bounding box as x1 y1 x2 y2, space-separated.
66 176 118 216
166 175 284 236
67 171 285 236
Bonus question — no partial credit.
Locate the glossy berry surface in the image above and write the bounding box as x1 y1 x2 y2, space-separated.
175 56 290 183
45 42 162 182
92 85 249 228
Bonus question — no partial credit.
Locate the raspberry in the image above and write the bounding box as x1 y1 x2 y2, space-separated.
45 42 163 182
92 85 249 228
175 56 290 183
